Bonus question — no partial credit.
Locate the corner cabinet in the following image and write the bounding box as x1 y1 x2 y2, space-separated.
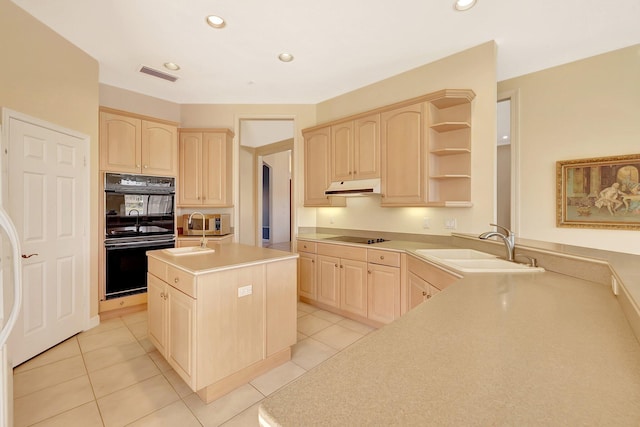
99 109 178 176
178 129 234 207
426 90 475 207
303 127 346 207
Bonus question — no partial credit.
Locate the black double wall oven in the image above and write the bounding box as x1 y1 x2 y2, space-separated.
104 173 175 300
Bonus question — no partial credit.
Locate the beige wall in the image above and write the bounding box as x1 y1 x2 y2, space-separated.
0 0 100 317
313 42 497 236
99 84 181 123
498 44 640 255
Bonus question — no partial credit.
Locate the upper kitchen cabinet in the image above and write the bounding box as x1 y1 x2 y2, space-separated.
99 108 178 176
178 129 234 207
426 89 475 207
330 113 380 182
303 127 346 207
380 103 427 206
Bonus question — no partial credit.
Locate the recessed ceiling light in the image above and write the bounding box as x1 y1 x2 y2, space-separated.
163 62 180 71
206 15 226 29
278 53 294 63
454 0 477 11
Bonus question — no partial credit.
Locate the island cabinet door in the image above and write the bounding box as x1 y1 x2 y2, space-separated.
265 260 298 357
340 259 368 317
147 274 167 355
167 287 197 390
317 255 340 308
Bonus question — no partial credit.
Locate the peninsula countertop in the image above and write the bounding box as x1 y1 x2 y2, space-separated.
147 242 298 275
259 269 640 425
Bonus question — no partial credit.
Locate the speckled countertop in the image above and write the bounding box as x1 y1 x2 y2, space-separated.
259 270 640 425
258 233 640 425
147 242 298 275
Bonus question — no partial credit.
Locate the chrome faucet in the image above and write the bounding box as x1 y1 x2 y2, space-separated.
129 209 141 232
479 223 515 261
188 211 207 248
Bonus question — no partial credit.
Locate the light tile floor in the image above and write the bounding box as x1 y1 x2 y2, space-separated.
13 302 374 427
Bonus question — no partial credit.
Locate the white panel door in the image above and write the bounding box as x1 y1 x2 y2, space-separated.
5 115 87 367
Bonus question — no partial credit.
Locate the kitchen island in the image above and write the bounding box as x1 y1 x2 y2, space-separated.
259 267 640 425
146 243 298 403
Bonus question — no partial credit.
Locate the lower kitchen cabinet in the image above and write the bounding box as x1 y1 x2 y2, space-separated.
317 255 342 308
340 258 368 317
367 263 401 324
147 272 196 387
298 240 402 326
405 255 459 312
297 240 318 300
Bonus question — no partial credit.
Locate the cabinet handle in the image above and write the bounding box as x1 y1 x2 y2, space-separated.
174 277 179 284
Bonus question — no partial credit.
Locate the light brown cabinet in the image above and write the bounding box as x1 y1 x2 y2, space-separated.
303 127 346 207
297 241 317 300
99 109 178 176
178 129 234 207
303 88 475 207
426 90 475 206
380 103 427 206
331 114 380 182
298 240 401 325
317 243 368 315
147 252 297 403
367 249 401 324
405 255 459 313
147 272 196 387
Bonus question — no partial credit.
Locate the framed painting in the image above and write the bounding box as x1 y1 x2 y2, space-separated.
556 154 640 230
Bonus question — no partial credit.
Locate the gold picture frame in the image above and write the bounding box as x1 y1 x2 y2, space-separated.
556 154 640 229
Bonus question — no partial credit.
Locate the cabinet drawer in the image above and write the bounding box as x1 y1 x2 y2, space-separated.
148 256 167 282
367 249 400 267
297 240 317 254
317 243 367 261
167 265 196 298
407 255 460 291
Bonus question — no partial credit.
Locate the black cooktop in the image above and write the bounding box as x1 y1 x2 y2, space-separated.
325 236 388 245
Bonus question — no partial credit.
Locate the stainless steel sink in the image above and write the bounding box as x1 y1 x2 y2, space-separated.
414 248 544 274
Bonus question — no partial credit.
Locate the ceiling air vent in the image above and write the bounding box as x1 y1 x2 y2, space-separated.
139 65 178 82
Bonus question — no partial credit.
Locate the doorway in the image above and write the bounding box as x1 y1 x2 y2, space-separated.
497 90 520 233
238 119 294 250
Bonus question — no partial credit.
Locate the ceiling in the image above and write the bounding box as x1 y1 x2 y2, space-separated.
12 0 640 105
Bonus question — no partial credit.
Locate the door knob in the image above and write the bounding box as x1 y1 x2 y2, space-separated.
21 253 39 259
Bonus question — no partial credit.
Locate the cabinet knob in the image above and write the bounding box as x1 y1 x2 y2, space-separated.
136 164 141 168
380 255 384 260
339 264 343 268
303 245 307 249
160 292 165 299
311 259 315 263
143 165 148 169
368 270 372 274
174 277 179 284
335 263 338 268
422 291 427 296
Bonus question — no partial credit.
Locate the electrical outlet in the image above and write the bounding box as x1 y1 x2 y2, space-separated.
238 285 253 297
330 217 334 224
444 218 457 229
422 217 430 229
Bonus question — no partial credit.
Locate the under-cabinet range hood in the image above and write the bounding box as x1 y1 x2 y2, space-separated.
325 178 381 196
